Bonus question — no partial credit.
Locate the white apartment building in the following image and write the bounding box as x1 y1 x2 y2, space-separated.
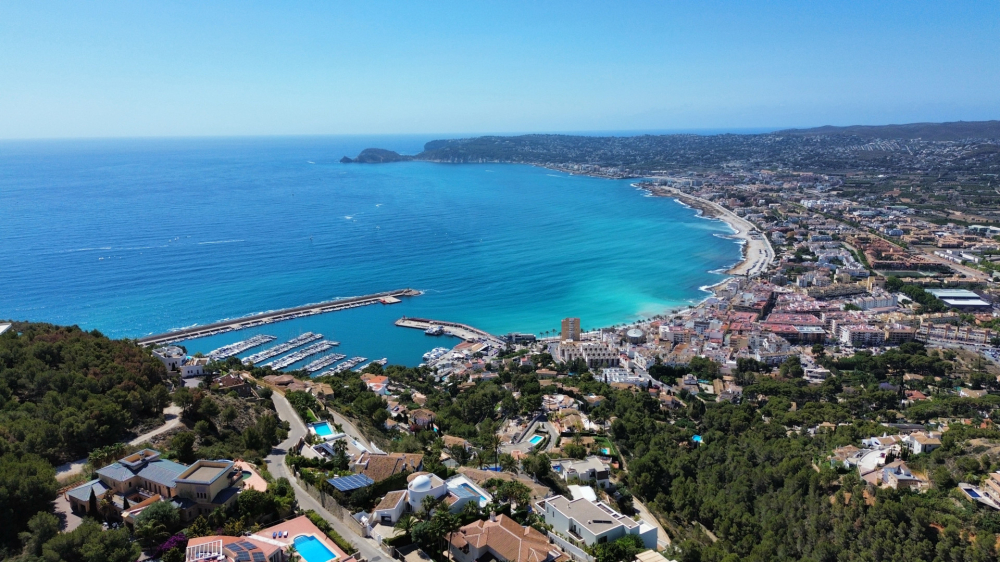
838 325 886 347
555 342 619 368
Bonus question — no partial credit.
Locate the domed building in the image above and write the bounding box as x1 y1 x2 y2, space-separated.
626 328 645 344
406 472 446 511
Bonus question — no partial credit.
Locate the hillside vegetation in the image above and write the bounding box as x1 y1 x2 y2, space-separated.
0 322 171 464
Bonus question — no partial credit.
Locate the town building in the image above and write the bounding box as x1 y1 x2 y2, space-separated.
67 450 243 522
561 318 581 341
449 513 568 562
555 456 610 488
152 346 185 372
536 496 657 548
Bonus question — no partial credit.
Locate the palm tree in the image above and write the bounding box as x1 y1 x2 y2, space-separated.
432 506 460 560
395 513 417 540
287 544 301 562
489 434 503 467
498 453 518 474
99 495 118 523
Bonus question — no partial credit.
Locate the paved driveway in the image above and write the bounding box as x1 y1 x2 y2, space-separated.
56 404 184 482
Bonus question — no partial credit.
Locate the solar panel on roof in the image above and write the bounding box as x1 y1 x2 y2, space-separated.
236 553 251 562
327 473 375 492
252 552 266 562
238 542 258 551
230 544 245 552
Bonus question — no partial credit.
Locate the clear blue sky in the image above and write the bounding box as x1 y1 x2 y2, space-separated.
1 1 997 138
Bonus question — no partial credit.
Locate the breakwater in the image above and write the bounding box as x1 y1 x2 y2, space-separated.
137 288 421 346
394 317 505 346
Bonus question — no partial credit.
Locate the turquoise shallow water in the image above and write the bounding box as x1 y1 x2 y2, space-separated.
0 136 738 366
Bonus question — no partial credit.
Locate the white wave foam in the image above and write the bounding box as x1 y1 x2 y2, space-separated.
197 239 245 245
66 247 113 252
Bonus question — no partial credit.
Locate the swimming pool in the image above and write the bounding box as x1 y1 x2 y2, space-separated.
313 422 333 437
241 470 252 481
965 488 981 498
601 447 610 455
459 483 488 502
528 435 544 445
293 535 338 562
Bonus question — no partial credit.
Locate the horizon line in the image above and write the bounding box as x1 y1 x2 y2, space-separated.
0 118 997 142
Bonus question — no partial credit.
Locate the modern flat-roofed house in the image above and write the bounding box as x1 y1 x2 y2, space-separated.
983 472 1000 505
171 459 242 520
881 461 925 491
536 495 657 549
556 456 610 488
152 346 186 372
181 356 211 378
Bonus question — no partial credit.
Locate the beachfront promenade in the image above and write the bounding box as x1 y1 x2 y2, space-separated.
395 316 506 346
137 289 421 346
647 185 776 277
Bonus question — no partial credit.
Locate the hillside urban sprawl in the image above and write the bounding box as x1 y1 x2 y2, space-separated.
8 121 1000 562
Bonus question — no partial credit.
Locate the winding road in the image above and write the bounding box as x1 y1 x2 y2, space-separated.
265 392 384 562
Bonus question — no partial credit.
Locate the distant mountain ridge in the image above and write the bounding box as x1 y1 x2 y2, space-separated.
776 120 1000 141
341 119 1000 174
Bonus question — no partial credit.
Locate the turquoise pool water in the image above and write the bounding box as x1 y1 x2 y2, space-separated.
459 482 488 502
528 435 544 445
293 535 337 562
313 422 333 437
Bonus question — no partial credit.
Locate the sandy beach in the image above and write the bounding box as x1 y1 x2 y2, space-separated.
643 185 775 277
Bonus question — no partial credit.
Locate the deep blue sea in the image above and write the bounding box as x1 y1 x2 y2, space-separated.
0 136 739 366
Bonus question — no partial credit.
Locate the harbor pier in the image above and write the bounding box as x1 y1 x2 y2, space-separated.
138 288 421 346
394 316 505 346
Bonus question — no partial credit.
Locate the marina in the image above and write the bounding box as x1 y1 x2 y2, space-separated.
303 353 347 373
353 358 388 372
206 334 275 361
326 356 366 375
243 332 323 365
136 288 421 346
263 340 339 370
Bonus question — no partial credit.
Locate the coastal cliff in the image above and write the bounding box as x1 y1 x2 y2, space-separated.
343 120 1000 174
340 148 413 163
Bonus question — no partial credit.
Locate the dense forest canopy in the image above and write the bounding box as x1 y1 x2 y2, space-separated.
0 322 171 464
0 322 171 553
